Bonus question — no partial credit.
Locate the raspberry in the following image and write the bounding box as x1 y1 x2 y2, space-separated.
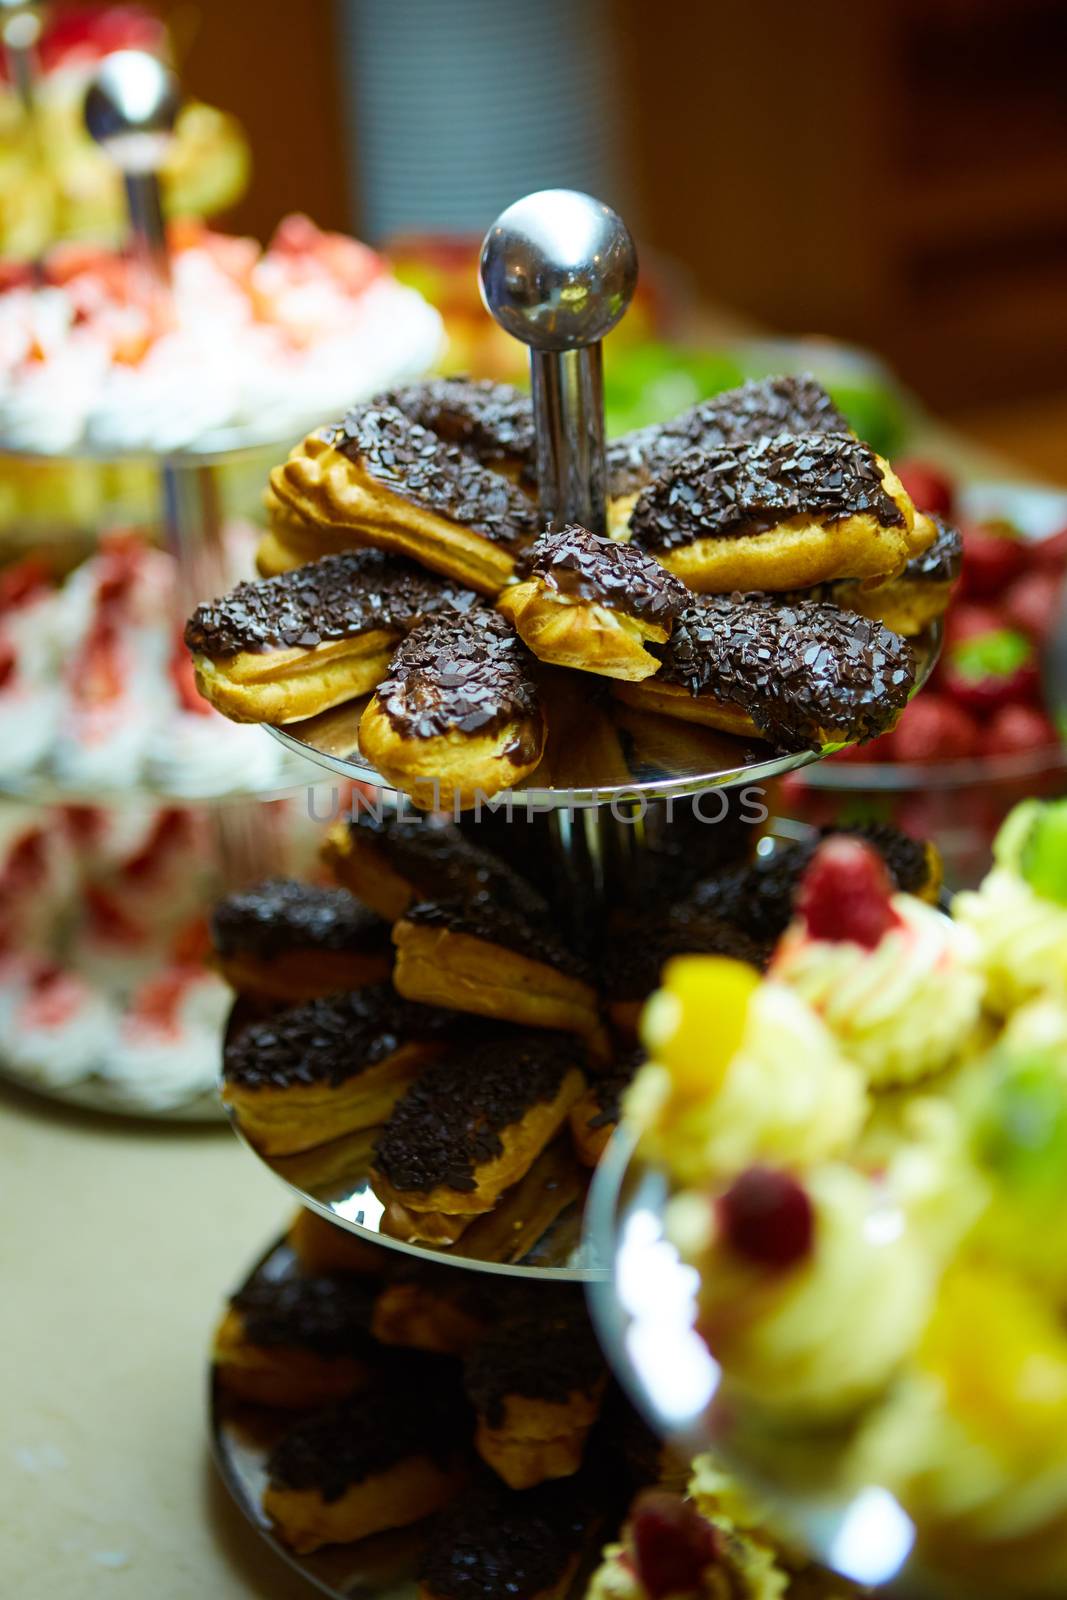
891 696 980 764
943 601 1004 649
960 524 1027 600
717 1166 815 1269
1003 570 1065 644
895 460 955 518
797 836 898 947
982 705 1061 760
630 1491 719 1599
1034 527 1067 571
942 628 1039 715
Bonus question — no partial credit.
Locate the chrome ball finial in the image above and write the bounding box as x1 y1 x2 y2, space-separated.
479 189 637 352
84 49 180 170
84 51 180 300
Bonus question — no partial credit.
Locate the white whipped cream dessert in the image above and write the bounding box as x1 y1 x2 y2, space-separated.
0 220 444 455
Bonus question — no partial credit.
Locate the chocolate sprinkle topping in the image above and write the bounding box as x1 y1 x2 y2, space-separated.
332 405 538 546
464 1305 604 1427
267 1372 465 1501
608 373 850 498
374 609 543 745
629 431 905 553
904 514 963 584
684 823 934 947
602 910 765 1002
653 592 915 750
184 549 480 658
230 1273 377 1359
402 895 593 982
419 1475 590 1600
222 986 454 1091
211 877 388 962
516 523 690 627
374 377 535 472
374 1030 585 1194
345 812 550 923
585 1047 643 1131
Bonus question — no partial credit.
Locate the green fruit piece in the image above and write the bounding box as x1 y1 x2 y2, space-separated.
1020 799 1067 906
950 628 1032 683
825 382 909 458
994 799 1041 872
973 1051 1067 1191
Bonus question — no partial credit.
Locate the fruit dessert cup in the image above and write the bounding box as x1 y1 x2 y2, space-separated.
616 803 1067 1596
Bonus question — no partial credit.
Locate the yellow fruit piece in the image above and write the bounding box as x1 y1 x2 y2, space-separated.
922 1261 1067 1459
641 956 759 1099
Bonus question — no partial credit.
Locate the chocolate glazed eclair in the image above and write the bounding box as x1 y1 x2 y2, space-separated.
220 986 456 1156
371 1260 502 1357
614 591 916 752
213 1271 380 1409
254 483 360 577
628 430 927 593
210 877 393 1003
607 371 851 521
599 909 767 1042
322 810 550 925
830 514 962 636
270 404 539 596
263 1374 468 1552
372 1030 587 1245
497 524 691 681
418 1473 593 1600
463 1303 608 1488
391 895 602 1043
184 548 480 725
376 376 536 483
359 609 547 811
679 822 943 949
568 1047 645 1168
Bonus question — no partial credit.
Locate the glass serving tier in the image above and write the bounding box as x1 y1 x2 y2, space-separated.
223 1095 601 1282
0 751 323 808
237 631 941 1278
209 1229 607 1599
793 743 1067 889
0 424 311 467
209 1230 432 1600
264 624 941 808
584 1132 996 1600
0 1069 220 1121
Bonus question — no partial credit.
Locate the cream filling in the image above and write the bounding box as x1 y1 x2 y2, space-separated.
953 870 1067 1014
771 896 985 1087
628 982 868 1187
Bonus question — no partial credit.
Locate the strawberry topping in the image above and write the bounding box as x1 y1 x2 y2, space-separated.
717 1166 815 1270
630 1491 720 1599
797 836 899 948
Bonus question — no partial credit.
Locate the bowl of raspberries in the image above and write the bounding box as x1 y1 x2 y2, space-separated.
784 463 1066 885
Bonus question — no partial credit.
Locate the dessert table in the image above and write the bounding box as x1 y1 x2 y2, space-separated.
1 1080 309 1599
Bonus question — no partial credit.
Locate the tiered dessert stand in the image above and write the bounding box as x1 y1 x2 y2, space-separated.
0 52 323 1118
211 191 940 1595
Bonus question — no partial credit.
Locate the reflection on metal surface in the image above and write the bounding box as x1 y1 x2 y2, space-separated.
226 1092 601 1281
265 624 940 808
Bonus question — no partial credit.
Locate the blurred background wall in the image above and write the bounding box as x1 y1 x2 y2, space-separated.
177 0 1067 475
